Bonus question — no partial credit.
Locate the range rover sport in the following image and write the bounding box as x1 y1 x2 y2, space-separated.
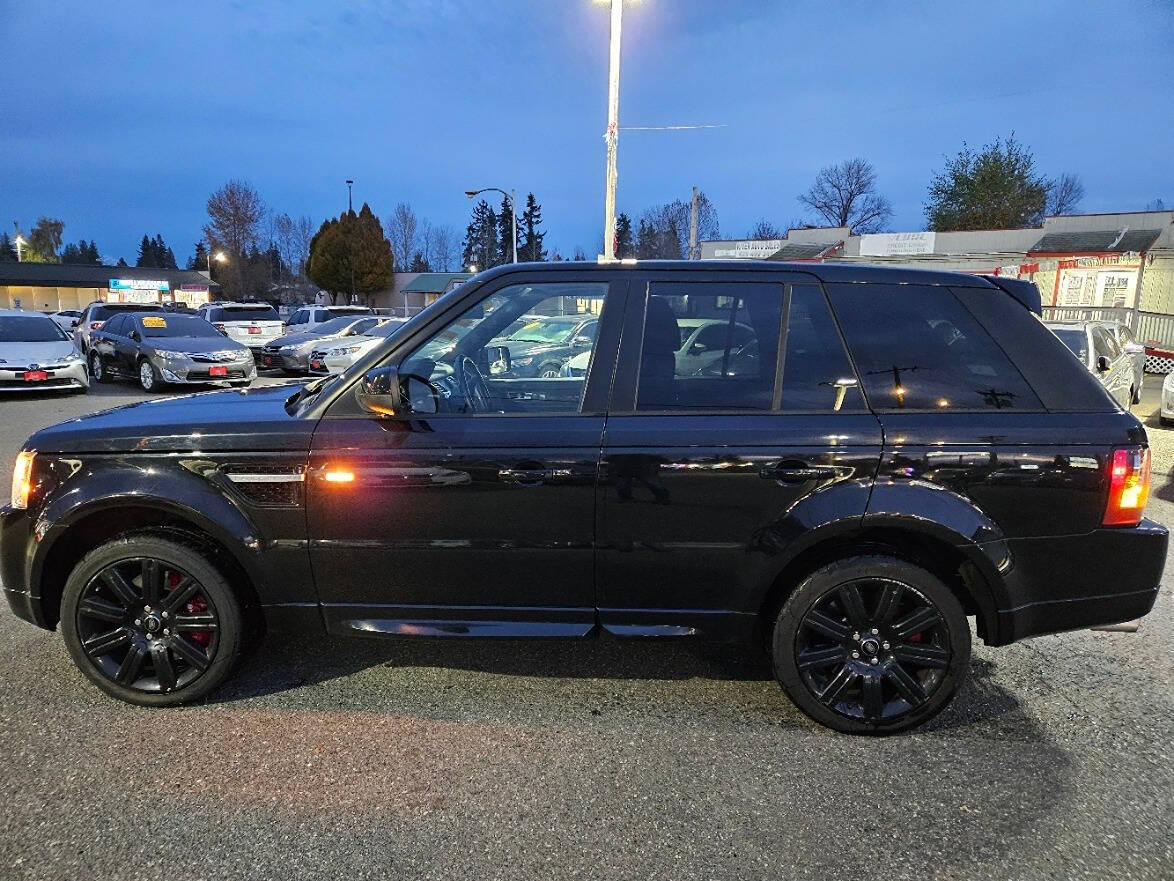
1 262 1165 734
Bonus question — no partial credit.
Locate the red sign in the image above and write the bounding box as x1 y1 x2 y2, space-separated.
24 370 48 382
208 366 228 377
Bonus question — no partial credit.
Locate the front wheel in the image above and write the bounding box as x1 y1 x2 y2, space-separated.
772 556 970 735
60 535 245 706
138 358 161 392
90 351 110 383
537 364 563 379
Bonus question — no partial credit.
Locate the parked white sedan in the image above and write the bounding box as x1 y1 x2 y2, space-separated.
0 309 89 393
310 318 409 375
1161 371 1174 426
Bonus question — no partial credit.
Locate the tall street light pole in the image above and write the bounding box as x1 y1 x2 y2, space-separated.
600 0 624 261
346 179 356 303
464 187 517 263
346 179 354 214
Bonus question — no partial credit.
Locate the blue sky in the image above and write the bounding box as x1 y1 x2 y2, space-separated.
1 0 1172 264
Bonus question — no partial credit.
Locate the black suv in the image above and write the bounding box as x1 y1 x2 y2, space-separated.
2 263 1165 734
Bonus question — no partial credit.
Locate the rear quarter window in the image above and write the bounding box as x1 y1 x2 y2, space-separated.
826 283 1042 411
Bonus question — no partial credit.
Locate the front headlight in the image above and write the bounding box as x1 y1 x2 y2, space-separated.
330 344 364 357
233 349 252 361
11 451 35 509
154 350 185 361
513 356 535 367
279 345 298 354
64 350 85 363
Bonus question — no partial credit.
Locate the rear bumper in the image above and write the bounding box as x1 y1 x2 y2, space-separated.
990 518 1167 644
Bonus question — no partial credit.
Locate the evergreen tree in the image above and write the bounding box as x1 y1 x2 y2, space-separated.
409 252 430 272
636 219 657 259
306 205 393 305
496 195 519 265
461 199 498 270
518 193 547 262
84 240 101 263
116 257 128 267
189 242 209 271
614 213 633 258
0 233 16 262
136 235 155 267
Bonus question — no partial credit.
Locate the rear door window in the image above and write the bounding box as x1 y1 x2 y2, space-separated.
826 283 1042 411
780 285 864 411
103 314 129 336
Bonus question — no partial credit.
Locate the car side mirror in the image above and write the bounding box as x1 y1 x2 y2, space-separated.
573 335 593 347
129 331 141 342
486 344 511 376
1124 342 1145 355
1096 355 1112 372
357 365 438 417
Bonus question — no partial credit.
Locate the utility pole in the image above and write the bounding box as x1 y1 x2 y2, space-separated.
689 186 699 260
601 0 623 261
346 179 356 304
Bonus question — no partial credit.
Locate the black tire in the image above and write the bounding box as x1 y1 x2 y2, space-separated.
772 556 970 735
537 363 563 379
60 534 245 706
1161 416 1172 428
137 357 161 392
89 351 111 383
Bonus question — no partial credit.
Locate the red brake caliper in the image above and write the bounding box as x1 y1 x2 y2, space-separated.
166 572 212 647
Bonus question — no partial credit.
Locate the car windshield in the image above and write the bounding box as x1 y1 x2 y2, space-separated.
137 315 221 338
499 318 581 344
0 315 70 342
1053 328 1088 361
312 316 364 335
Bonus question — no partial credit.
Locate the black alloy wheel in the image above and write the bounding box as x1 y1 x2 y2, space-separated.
61 535 244 706
773 556 970 734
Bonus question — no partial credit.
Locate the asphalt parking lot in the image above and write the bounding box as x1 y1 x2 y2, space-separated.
0 378 1171 880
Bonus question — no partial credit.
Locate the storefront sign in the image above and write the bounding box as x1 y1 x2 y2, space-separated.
109 278 170 292
859 232 936 257
710 240 785 259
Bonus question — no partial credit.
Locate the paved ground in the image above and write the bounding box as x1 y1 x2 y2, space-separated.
0 377 1171 880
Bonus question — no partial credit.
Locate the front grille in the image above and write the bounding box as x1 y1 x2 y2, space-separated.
188 351 241 363
0 377 73 389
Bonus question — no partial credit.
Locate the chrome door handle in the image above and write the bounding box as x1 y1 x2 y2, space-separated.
760 464 839 483
498 468 549 486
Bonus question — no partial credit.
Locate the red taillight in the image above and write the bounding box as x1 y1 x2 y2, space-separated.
89 321 104 330
1104 447 1151 526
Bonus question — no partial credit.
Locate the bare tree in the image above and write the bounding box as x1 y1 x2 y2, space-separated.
798 158 891 233
204 180 267 299
274 213 314 285
386 202 418 273
1145 198 1167 212
428 224 457 272
638 191 720 259
747 219 782 239
1046 173 1085 216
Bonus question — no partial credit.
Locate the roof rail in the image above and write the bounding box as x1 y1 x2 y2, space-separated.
980 275 1042 315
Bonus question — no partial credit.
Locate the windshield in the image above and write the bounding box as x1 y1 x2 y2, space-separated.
1053 328 1088 361
499 317 581 344
0 316 70 342
137 315 221 338
312 316 364 335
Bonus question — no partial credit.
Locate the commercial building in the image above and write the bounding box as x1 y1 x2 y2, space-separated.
0 263 220 312
370 272 473 316
702 210 1174 364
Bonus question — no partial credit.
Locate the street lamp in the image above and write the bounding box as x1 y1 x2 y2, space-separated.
595 0 635 261
13 234 26 263
207 249 227 273
465 187 517 263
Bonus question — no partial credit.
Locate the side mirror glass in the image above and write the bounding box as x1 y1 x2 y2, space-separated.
1096 355 1112 372
357 365 438 417
486 344 511 376
572 335 593 348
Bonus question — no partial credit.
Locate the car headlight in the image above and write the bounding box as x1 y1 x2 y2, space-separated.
233 349 252 361
512 356 535 367
154 350 185 361
279 345 298 354
330 344 364 357
64 350 85 363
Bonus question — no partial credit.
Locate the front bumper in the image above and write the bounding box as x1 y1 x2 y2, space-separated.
1 505 47 628
154 354 257 384
258 348 309 371
0 361 88 392
991 518 1168 644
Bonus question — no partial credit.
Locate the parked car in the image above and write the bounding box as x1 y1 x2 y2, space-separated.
310 318 409 374
284 304 373 335
2 263 1165 736
1046 321 1136 409
0 309 89 393
73 301 166 356
1098 321 1146 403
49 309 82 331
1161 371 1174 426
195 302 283 352
673 318 757 375
259 315 385 373
88 312 256 391
488 313 599 378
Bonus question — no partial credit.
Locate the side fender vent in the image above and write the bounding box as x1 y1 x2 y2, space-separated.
221 464 305 507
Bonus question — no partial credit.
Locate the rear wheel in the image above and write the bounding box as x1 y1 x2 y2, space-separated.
772 556 970 735
60 535 245 706
537 364 563 379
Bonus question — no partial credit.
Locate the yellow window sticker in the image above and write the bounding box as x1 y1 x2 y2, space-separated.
142 316 167 328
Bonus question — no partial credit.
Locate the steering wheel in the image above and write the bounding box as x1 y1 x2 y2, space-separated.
454 355 492 413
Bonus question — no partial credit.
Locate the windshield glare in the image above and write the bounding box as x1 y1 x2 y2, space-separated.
501 318 580 344
138 315 222 338
0 316 70 343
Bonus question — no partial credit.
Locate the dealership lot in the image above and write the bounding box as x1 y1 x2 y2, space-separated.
0 382 1171 880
